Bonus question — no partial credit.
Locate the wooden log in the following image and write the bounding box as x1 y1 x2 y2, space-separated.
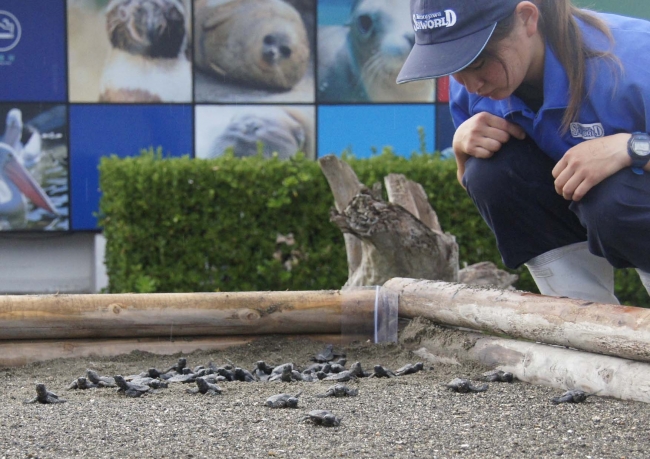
0 289 375 340
384 173 441 232
0 334 365 368
318 155 364 278
386 277 650 363
330 188 459 286
402 318 650 404
319 155 516 290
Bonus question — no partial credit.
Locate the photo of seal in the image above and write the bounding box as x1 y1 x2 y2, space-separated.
99 0 192 102
195 106 315 160
318 0 434 103
194 0 312 99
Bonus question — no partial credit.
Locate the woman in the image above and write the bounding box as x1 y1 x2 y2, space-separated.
397 0 650 303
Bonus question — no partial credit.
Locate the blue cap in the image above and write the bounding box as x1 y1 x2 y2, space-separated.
397 0 521 84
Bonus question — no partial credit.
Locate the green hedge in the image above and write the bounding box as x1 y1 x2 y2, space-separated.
98 147 647 307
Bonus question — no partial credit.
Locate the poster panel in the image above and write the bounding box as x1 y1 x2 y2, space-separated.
196 105 315 160
193 0 315 103
69 104 192 230
0 0 67 102
68 0 192 103
0 103 69 231
318 105 435 158
317 0 434 103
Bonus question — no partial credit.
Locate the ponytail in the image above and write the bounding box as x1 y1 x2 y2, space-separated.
536 0 618 132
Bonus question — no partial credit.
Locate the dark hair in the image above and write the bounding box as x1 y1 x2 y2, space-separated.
483 0 619 132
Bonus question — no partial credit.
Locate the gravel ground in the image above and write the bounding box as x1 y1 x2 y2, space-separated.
1 326 649 459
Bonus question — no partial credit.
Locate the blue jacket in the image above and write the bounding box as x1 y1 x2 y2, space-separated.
450 12 650 161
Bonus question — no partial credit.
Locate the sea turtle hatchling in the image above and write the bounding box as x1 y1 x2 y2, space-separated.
265 391 302 408
301 410 342 427
24 383 66 404
67 376 97 390
551 389 596 404
323 370 357 382
268 365 293 383
369 365 396 378
187 377 223 396
444 378 488 393
479 370 515 383
316 384 358 398
114 375 152 398
86 369 117 387
395 362 424 376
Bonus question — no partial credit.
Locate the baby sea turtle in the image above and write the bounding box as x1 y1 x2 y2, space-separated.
86 370 116 387
316 384 358 398
323 370 357 382
349 361 370 378
187 377 223 396
369 365 395 378
253 361 274 380
311 344 335 363
444 378 488 393
395 362 424 376
25 383 66 404
479 370 515 383
265 391 302 408
301 410 342 427
268 365 293 383
551 389 596 404
163 357 187 374
311 344 345 363
72 376 98 390
67 376 90 390
234 368 257 382
114 375 151 397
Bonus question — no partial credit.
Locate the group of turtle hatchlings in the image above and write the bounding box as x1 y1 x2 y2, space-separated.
24 344 595 424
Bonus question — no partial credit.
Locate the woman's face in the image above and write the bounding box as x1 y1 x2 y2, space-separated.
451 14 540 100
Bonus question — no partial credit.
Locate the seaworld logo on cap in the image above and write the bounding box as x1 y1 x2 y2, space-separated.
412 10 457 31
570 122 604 140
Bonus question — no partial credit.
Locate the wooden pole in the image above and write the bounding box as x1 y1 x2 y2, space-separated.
0 334 363 368
0 289 376 340
403 319 650 404
386 277 650 363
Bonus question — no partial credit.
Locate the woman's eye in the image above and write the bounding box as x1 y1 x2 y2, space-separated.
468 59 485 70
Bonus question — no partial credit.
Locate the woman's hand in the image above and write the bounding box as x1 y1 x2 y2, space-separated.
452 112 526 186
552 133 632 201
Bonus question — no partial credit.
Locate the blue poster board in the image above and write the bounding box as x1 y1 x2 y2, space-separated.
69 104 192 230
0 0 67 102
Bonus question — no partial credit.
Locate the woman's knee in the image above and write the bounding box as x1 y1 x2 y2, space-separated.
462 137 555 202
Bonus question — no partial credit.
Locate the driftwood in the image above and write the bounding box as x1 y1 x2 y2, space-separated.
402 318 650 404
386 277 650 363
318 155 516 289
0 289 375 340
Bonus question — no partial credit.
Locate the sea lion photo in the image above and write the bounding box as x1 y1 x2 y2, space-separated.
195 106 315 160
99 0 192 102
318 0 434 103
194 0 311 93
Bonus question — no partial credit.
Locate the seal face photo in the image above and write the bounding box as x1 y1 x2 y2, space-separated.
318 0 434 103
196 105 315 160
194 0 311 94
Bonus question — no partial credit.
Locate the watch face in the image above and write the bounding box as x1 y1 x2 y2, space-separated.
632 139 650 156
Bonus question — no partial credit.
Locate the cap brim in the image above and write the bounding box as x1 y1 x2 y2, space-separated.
397 23 497 84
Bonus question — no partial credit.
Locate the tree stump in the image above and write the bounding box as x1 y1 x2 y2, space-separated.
318 155 517 289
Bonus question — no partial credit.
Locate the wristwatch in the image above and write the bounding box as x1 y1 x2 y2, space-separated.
628 132 650 175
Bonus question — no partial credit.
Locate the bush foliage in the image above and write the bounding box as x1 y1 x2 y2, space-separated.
98 147 647 307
